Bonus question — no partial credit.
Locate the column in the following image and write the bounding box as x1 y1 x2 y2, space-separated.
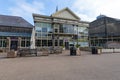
18 37 21 49
57 24 59 47
76 25 79 47
52 23 55 52
6 37 10 51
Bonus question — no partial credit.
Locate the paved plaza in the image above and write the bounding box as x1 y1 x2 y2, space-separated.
0 51 120 80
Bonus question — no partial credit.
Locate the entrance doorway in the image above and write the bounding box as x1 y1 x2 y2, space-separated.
10 37 18 50
10 41 18 50
65 42 69 49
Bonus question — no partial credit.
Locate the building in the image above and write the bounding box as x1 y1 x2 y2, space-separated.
89 15 120 48
33 7 89 49
0 15 34 51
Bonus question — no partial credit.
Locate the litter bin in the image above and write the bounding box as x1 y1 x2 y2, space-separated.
91 47 98 54
70 46 76 56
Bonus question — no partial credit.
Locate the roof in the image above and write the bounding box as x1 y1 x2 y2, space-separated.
0 32 31 37
0 15 33 28
32 13 51 18
51 7 80 20
91 16 120 25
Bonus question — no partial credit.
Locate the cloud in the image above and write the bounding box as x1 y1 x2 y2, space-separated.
9 0 45 24
72 0 120 21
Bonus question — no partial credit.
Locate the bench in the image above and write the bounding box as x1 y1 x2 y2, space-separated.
18 48 37 57
49 47 62 54
38 48 49 56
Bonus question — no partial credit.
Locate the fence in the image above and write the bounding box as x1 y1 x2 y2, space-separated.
98 48 120 53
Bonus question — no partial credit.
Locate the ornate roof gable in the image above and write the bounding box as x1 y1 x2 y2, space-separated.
51 7 80 20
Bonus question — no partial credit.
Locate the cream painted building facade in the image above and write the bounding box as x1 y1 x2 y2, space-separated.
33 8 89 49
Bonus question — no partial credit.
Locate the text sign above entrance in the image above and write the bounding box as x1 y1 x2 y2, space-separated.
10 37 18 41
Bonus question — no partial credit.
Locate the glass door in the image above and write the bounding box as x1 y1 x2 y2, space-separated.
10 37 18 50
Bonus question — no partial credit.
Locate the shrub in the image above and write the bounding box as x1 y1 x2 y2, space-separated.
76 44 80 48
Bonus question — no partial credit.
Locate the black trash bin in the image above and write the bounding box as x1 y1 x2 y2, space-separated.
70 46 76 56
91 47 98 54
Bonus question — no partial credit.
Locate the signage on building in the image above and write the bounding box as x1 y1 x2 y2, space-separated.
10 37 18 41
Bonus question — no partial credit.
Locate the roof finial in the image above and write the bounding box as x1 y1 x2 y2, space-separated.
56 6 58 12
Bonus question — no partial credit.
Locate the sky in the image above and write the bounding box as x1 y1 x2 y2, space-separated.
0 0 120 24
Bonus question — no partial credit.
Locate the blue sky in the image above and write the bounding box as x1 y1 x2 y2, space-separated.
0 0 75 24
0 0 120 24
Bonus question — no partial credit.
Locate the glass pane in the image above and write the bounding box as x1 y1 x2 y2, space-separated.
21 41 25 47
0 40 2 47
48 40 52 46
42 40 47 46
47 24 52 33
55 40 58 46
41 33 47 37
59 24 63 33
3 40 6 47
26 41 30 47
55 29 58 33
48 34 52 38
36 26 42 32
59 40 63 46
42 27 47 32
63 24 75 34
36 33 41 37
35 40 41 47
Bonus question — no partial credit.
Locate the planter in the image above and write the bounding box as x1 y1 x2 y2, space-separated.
77 48 81 56
63 47 65 50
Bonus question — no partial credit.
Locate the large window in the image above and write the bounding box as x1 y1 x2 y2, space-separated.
26 41 30 47
0 37 7 47
59 40 63 46
48 34 52 38
21 37 30 47
35 23 42 32
21 41 25 47
42 27 47 32
62 24 77 34
48 40 52 46
48 26 53 33
35 22 52 33
36 39 53 47
36 33 41 37
78 26 88 43
35 22 53 47
59 24 64 33
35 40 41 47
36 27 42 32
42 40 47 46
35 22 52 39
41 33 47 37
55 40 58 46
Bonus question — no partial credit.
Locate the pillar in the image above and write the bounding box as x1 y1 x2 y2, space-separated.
52 23 55 52
6 37 10 51
18 37 21 49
